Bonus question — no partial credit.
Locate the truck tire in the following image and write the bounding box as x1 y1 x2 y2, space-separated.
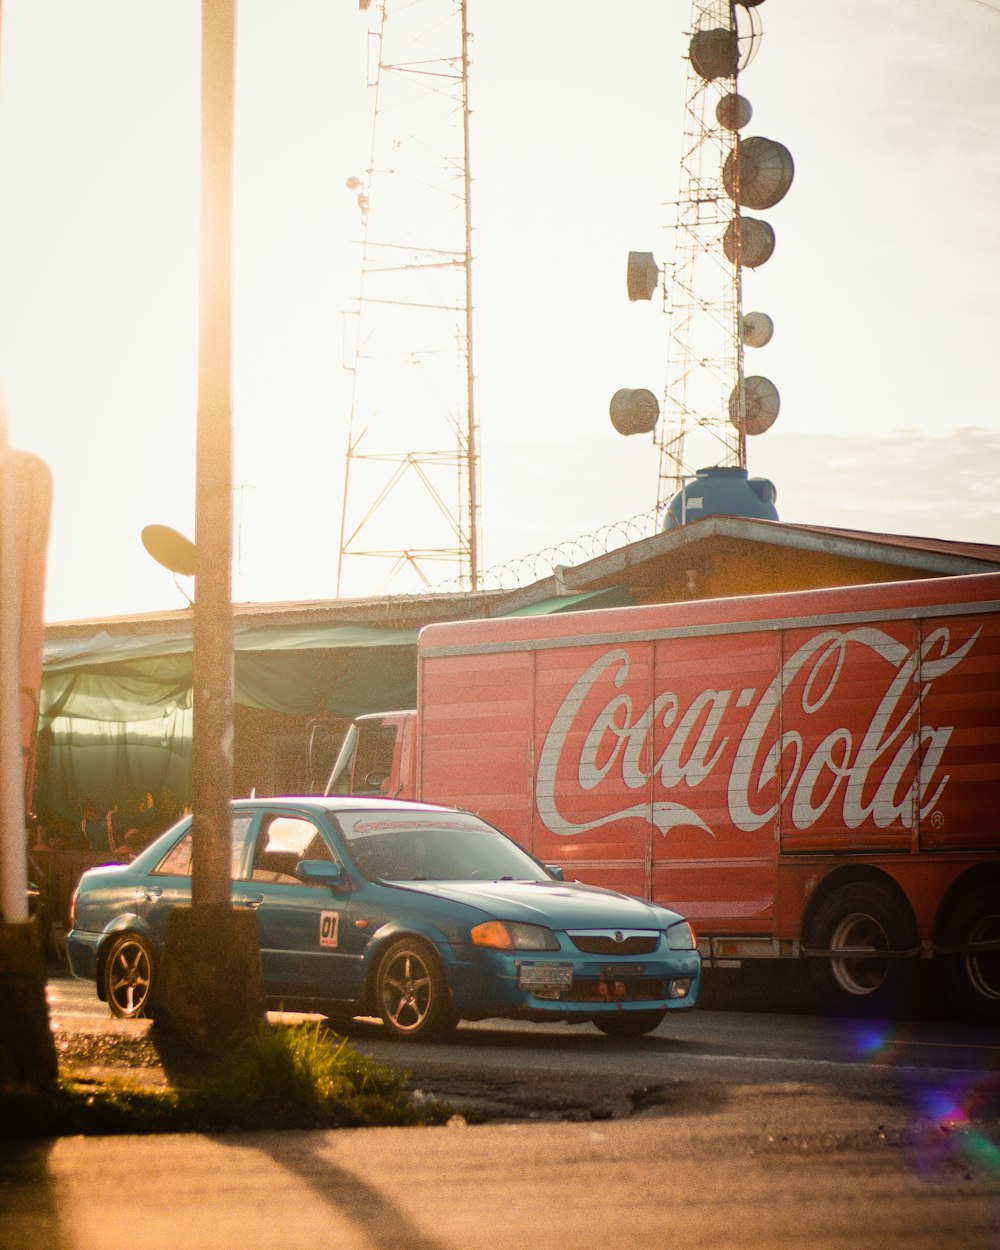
806 882 917 1018
938 883 1000 1023
374 938 457 1041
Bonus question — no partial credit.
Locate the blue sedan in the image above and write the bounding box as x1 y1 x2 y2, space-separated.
67 797 701 1040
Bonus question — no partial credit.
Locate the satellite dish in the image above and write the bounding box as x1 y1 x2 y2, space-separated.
723 216 775 268
610 388 660 436
688 28 738 80
741 311 774 348
734 1 765 68
626 251 659 301
728 376 780 435
141 525 196 577
723 137 794 210
716 93 752 131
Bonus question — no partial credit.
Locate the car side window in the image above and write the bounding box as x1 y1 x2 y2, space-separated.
153 813 253 878
249 814 336 885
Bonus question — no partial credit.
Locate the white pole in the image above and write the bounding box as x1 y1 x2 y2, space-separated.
0 393 28 923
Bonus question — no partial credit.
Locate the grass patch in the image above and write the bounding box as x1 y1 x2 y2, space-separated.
1 1022 453 1138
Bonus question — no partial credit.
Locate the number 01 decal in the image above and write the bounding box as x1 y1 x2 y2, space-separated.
320 911 340 949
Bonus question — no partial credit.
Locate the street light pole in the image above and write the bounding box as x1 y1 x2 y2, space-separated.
152 0 265 1050
191 0 236 909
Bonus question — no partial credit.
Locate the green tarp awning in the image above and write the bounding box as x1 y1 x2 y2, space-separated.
42 624 420 722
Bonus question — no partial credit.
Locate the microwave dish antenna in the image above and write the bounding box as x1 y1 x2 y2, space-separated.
729 375 780 435
723 215 775 268
716 92 752 131
733 1 765 69
741 310 774 348
723 136 794 210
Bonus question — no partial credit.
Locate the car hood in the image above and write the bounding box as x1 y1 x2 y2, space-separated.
392 878 682 929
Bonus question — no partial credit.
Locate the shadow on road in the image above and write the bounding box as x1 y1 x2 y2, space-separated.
227 1134 454 1250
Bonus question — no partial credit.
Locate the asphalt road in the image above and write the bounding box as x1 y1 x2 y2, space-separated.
43 969 1000 1122
1 969 994 1249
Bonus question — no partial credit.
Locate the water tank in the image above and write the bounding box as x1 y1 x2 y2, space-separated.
663 465 779 530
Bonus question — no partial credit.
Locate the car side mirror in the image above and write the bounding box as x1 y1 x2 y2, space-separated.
546 864 565 881
295 859 346 889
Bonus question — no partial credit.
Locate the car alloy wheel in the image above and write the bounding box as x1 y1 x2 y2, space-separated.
102 933 154 1018
374 938 456 1041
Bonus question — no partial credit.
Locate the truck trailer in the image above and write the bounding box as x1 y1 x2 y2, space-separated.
327 570 1000 1020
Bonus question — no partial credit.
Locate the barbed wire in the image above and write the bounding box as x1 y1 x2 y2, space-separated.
436 507 662 595
348 508 662 619
479 511 660 591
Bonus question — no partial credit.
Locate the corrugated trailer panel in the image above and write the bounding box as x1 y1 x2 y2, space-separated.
918 610 1000 852
419 648 536 848
531 635 653 898
650 630 781 931
775 618 921 855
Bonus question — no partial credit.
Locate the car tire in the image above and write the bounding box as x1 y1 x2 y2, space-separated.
593 1009 667 1038
374 938 457 1041
938 882 1000 1023
806 881 917 1017
102 932 155 1019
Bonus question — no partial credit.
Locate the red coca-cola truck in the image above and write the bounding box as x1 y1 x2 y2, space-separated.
327 570 1000 1020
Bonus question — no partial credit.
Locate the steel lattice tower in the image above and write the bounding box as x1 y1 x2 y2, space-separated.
337 0 479 597
656 0 756 508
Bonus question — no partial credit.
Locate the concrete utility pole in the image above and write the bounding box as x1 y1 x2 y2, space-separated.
0 0 58 1096
152 0 265 1050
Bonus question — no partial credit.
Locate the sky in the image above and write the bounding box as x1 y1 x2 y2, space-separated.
0 0 998 623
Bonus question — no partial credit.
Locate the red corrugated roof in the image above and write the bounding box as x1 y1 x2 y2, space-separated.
771 522 1000 565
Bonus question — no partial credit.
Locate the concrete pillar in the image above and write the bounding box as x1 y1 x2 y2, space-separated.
0 919 58 1092
151 904 266 1054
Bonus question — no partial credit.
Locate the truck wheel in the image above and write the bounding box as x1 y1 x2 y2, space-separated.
374 938 457 1041
593 1009 667 1038
806 882 917 1017
102 933 155 1018
938 883 1000 1023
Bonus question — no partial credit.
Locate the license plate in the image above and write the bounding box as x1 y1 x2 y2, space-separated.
519 962 573 990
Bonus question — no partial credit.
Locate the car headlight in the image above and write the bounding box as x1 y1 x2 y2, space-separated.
665 920 697 950
471 920 560 951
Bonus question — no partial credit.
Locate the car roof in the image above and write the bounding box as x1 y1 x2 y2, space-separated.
231 795 460 815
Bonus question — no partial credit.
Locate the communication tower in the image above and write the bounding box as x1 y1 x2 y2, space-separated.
337 0 479 597
611 0 793 525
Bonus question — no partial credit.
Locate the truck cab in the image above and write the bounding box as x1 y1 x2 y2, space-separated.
324 710 415 798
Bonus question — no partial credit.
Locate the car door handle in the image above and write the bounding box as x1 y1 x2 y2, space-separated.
142 886 163 902
237 894 264 910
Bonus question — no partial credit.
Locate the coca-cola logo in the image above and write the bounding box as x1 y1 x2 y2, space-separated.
535 625 980 839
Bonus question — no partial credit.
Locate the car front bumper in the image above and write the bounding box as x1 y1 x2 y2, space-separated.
444 945 702 1021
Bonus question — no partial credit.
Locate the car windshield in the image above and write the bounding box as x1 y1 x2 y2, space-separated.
333 811 551 883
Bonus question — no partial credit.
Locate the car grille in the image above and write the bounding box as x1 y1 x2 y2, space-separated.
568 933 659 955
557 978 667 1003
